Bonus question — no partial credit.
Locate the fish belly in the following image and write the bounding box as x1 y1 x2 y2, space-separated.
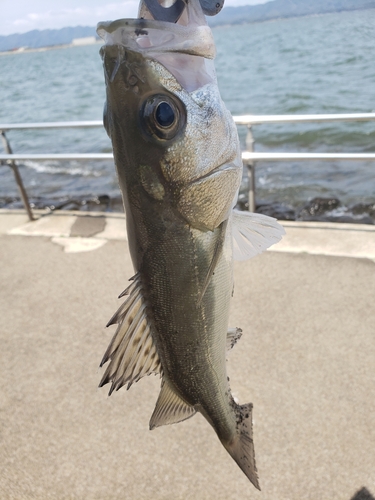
138 210 237 441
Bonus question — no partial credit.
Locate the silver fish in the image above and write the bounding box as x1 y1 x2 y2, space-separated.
97 1 284 489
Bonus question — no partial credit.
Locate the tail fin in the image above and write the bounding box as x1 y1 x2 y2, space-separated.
223 403 260 490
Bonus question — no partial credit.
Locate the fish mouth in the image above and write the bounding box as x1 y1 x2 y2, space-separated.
97 0 216 92
97 0 215 61
97 18 215 59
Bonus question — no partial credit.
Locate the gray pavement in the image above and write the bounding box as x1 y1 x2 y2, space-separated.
1 210 375 500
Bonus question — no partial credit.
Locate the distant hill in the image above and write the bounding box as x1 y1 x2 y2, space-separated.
1 0 375 52
0 26 97 52
208 0 375 27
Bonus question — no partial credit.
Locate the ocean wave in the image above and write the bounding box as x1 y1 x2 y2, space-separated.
23 160 103 177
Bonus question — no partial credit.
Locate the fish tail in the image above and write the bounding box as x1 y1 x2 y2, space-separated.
222 402 260 490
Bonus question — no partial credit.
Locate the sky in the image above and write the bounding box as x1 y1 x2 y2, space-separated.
0 0 270 36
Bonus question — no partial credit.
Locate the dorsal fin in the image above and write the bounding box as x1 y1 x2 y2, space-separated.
99 273 162 394
149 378 196 430
232 209 285 261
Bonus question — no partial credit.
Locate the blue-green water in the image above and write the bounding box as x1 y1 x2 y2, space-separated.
1 9 375 219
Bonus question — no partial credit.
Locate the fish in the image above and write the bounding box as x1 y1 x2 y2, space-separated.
97 0 284 490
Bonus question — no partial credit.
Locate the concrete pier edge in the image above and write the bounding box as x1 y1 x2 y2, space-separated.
1 208 375 260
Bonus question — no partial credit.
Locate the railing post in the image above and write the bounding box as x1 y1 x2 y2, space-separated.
1 131 34 221
245 125 256 213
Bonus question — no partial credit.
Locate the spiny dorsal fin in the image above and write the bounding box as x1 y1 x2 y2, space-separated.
222 402 260 490
99 273 162 394
227 327 242 352
232 209 285 261
149 378 196 430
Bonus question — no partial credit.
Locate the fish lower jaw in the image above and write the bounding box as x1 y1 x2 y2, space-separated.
184 160 241 186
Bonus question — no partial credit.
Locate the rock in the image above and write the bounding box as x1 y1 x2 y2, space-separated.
351 203 375 217
298 197 341 218
256 203 296 221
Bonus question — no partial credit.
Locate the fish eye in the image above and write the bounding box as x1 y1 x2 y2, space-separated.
140 94 186 141
155 102 175 128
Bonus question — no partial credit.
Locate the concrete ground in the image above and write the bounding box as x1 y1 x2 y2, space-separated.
1 210 375 500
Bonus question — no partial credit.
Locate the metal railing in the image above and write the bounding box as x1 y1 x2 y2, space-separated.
233 113 375 125
1 113 375 219
235 113 375 212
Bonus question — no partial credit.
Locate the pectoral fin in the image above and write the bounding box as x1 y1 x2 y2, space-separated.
196 219 228 307
232 209 285 261
149 378 196 430
99 273 162 394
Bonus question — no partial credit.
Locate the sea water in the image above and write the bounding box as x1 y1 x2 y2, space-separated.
1 8 374 220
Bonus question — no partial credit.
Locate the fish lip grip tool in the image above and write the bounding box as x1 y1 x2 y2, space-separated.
139 0 224 23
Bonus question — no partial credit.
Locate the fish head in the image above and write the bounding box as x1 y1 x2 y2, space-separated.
98 1 242 232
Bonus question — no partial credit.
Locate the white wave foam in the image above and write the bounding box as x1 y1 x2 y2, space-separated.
23 160 102 177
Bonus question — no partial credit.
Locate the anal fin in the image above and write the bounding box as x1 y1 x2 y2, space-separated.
149 378 196 430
